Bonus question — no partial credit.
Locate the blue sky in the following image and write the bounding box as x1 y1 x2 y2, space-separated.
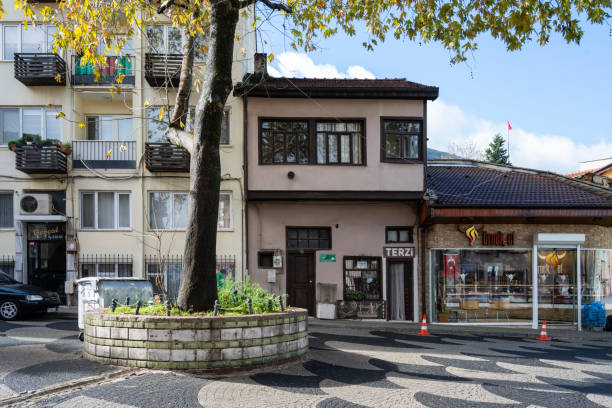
257 14 612 173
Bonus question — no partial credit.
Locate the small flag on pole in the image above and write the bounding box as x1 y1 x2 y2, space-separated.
507 120 512 131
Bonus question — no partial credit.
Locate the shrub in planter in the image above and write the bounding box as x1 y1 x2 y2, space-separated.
344 289 366 301
60 143 72 155
8 140 18 151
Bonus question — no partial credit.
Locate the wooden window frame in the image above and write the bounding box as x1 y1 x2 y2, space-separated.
286 226 332 250
343 256 382 300
258 117 367 166
380 117 424 163
385 226 414 244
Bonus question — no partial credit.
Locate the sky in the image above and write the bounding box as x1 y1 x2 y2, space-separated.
256 12 612 174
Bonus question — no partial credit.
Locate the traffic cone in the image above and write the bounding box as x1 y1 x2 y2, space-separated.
418 314 430 335
536 320 551 341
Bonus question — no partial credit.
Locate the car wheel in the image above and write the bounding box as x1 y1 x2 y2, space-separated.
79 332 84 342
0 300 20 321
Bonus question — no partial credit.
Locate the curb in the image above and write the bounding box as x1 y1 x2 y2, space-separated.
308 319 611 342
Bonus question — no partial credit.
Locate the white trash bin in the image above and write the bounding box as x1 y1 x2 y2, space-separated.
76 277 153 340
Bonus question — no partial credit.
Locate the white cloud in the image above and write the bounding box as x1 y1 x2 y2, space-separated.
269 52 375 79
428 100 612 174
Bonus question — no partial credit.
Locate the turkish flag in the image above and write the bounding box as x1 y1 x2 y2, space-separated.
444 254 459 278
507 120 512 131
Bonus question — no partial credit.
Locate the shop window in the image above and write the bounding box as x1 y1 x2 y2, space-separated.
386 226 413 243
81 191 131 230
286 227 331 250
381 119 422 162
0 192 13 228
149 191 188 230
258 251 274 268
581 249 612 307
343 256 382 300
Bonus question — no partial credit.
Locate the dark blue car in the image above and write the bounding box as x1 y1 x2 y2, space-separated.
0 271 60 321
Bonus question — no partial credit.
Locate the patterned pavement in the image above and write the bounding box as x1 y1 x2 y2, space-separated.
1 318 611 407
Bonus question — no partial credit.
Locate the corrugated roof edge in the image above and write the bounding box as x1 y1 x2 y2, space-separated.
427 159 612 201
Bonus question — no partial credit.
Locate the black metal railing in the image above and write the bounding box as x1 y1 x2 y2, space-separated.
79 254 133 278
72 55 135 86
14 53 66 86
0 255 15 276
145 142 190 172
15 144 68 174
73 140 136 170
144 54 182 88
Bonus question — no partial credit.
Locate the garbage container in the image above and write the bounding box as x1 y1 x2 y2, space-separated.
76 277 153 336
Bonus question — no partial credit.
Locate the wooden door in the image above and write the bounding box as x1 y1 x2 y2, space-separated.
403 260 414 321
287 252 315 316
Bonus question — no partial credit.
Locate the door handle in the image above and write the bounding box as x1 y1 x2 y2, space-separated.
309 280 313 284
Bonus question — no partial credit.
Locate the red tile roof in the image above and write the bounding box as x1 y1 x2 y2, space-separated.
427 163 612 209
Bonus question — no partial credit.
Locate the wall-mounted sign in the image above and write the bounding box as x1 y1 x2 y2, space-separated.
319 254 336 263
457 225 514 247
383 246 414 258
272 255 283 268
27 223 65 241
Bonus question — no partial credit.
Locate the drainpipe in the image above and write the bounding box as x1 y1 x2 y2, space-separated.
420 225 428 320
243 94 249 278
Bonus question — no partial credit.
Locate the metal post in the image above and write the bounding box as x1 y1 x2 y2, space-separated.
247 298 253 314
135 300 141 315
125 297 130 307
111 299 117 312
279 295 285 312
268 299 273 311
213 299 220 316
577 244 582 331
532 244 539 329
165 300 171 316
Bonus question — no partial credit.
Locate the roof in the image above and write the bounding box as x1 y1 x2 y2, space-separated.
234 75 439 100
427 160 612 209
566 162 612 178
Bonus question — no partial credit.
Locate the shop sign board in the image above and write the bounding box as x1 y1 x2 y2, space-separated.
383 246 414 258
319 254 337 262
458 225 514 246
27 223 65 241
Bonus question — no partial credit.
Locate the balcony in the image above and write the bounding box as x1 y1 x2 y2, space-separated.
15 144 68 174
72 56 135 86
145 54 182 88
14 53 66 86
145 143 190 172
73 140 136 170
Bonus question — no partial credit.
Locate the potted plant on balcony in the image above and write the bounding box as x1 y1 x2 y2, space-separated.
8 140 18 152
60 142 72 155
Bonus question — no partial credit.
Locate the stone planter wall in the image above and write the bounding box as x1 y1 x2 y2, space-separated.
83 308 308 370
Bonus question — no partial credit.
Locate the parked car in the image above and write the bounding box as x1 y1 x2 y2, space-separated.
0 271 60 321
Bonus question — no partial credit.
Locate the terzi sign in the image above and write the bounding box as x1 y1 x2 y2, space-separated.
383 247 414 258
457 225 514 247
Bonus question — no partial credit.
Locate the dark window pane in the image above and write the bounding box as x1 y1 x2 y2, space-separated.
319 229 329 239
298 229 309 239
287 239 297 249
273 133 284 163
298 133 309 163
403 134 419 159
298 239 308 248
261 131 273 163
286 134 297 163
287 229 298 239
319 239 330 249
386 134 401 158
387 230 398 242
399 230 411 242
328 135 338 163
308 229 319 239
308 239 318 248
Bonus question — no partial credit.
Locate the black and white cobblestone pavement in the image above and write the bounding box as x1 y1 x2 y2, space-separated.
1 317 611 407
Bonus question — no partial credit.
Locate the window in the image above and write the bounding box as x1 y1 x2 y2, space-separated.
258 251 274 268
344 256 382 300
80 255 133 278
316 121 363 164
0 107 61 145
286 227 331 250
86 116 132 141
386 226 414 243
149 191 188 230
218 192 232 230
381 119 422 162
81 192 131 230
146 107 229 144
2 25 58 60
259 119 365 165
0 193 13 229
146 25 206 61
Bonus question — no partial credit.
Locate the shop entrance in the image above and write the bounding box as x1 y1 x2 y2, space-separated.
286 252 315 316
27 223 66 303
387 260 414 321
536 248 578 325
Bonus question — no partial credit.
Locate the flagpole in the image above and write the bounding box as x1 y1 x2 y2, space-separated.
507 120 510 163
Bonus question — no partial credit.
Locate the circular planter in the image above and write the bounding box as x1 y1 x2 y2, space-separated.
83 308 308 371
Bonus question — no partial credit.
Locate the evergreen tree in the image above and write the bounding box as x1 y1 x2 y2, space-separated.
485 133 510 165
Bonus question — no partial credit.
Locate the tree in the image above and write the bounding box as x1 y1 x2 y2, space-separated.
447 141 484 161
485 133 511 165
11 0 611 311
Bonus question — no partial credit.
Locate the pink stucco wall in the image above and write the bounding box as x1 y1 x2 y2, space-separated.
248 202 418 300
246 98 425 192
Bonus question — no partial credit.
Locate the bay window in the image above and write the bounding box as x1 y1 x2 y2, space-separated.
381 118 423 162
81 192 131 230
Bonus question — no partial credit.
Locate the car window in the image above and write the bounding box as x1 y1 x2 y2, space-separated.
0 271 18 284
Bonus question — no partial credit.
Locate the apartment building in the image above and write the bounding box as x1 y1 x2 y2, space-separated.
0 5 255 304
235 55 439 320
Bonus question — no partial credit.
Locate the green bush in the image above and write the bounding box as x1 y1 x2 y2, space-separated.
217 276 284 315
344 290 365 301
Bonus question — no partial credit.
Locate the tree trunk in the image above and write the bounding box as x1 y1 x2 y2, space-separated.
176 0 240 312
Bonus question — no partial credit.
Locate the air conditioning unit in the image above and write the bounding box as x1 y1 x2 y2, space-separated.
19 194 52 216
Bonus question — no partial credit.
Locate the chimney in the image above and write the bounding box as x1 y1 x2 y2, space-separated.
254 53 267 76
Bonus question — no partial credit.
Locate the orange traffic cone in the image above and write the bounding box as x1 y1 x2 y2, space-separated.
418 314 430 335
536 320 551 341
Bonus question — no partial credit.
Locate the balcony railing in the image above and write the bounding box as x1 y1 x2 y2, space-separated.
72 55 135 86
144 54 182 88
15 144 68 174
14 53 66 86
145 143 190 172
73 140 136 170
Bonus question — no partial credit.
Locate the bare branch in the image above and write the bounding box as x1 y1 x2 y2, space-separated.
165 128 194 154
157 0 175 14
249 0 292 13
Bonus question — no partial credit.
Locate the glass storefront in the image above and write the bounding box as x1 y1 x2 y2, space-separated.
581 249 612 306
431 249 532 323
537 249 577 324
